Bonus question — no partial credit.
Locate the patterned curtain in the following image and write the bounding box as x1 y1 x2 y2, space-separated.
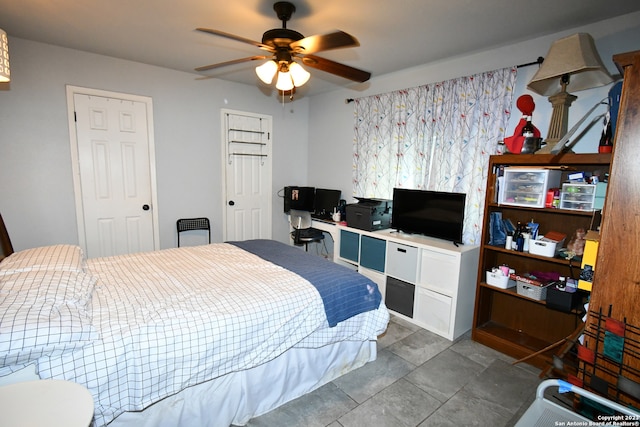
353 67 517 244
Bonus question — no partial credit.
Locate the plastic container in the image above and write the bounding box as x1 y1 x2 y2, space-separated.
486 271 516 289
499 168 562 208
528 238 558 257
560 183 596 211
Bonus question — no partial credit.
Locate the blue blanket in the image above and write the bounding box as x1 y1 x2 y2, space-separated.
229 239 382 327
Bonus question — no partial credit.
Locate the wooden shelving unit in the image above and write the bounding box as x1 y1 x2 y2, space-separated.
471 152 612 369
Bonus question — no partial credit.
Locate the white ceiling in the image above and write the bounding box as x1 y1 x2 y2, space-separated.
2 0 640 96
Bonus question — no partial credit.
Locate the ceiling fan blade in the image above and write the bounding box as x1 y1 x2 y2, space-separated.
196 28 274 52
301 54 371 83
290 30 359 54
195 56 269 72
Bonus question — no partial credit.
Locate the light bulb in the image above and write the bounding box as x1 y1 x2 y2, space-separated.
255 60 278 84
288 62 310 87
275 71 294 91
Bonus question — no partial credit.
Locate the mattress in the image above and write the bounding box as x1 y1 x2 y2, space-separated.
0 240 389 426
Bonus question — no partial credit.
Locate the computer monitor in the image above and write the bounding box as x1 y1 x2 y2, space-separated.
284 186 315 212
313 189 341 218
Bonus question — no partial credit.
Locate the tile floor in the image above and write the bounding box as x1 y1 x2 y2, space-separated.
243 315 544 427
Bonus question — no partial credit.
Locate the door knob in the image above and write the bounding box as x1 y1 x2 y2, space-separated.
142 204 150 211
228 201 235 206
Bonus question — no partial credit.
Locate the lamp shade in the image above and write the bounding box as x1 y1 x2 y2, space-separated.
275 70 294 91
0 29 9 83
288 62 310 87
255 60 278 84
527 33 613 96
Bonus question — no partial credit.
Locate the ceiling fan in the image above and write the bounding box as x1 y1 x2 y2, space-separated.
195 1 371 93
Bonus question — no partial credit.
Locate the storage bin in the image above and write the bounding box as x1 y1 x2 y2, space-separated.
528 239 558 257
485 271 516 289
386 241 418 283
517 281 551 301
512 273 551 301
529 231 565 257
546 286 583 312
560 183 596 211
499 168 562 208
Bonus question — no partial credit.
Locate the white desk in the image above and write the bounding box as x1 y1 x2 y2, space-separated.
310 218 343 261
0 380 94 427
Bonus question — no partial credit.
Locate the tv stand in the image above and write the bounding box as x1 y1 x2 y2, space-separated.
335 225 479 340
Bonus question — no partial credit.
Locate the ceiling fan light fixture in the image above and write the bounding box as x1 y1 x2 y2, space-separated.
196 1 371 98
255 60 278 84
288 61 310 87
275 70 294 91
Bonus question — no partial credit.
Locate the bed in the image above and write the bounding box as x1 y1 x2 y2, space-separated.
0 214 389 426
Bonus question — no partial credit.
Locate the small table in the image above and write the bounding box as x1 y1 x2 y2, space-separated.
0 380 94 427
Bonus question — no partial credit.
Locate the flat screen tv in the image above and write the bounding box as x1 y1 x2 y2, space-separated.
391 188 466 244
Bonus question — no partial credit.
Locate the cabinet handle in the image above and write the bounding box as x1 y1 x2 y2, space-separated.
397 248 407 253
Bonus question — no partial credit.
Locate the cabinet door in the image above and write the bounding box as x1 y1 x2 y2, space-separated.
419 249 459 296
339 229 359 263
415 288 452 338
386 242 418 283
360 235 386 273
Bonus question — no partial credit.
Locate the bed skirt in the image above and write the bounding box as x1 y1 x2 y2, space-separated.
109 339 377 427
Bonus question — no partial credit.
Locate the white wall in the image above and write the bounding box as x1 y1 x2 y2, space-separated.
2 12 639 252
0 38 309 251
308 12 640 202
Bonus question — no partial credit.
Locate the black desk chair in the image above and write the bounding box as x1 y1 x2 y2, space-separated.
177 217 211 247
289 209 324 251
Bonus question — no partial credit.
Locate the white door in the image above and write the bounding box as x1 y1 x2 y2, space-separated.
222 110 272 241
67 86 159 258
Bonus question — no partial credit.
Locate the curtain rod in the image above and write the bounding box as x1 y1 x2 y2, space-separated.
517 56 544 68
344 58 543 104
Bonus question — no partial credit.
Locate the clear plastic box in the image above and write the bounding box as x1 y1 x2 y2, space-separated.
560 183 596 211
499 168 562 208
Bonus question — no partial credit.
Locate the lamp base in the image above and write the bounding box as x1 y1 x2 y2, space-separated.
535 90 577 154
536 140 572 154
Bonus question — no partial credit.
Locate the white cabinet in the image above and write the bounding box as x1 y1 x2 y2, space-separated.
416 245 479 340
336 225 479 341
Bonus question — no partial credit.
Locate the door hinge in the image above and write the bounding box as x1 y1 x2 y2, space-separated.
74 111 77 122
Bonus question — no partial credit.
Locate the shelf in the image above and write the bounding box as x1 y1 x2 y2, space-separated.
472 321 557 369
488 202 600 217
483 245 581 267
479 282 584 315
492 153 611 166
479 281 545 305
473 153 611 370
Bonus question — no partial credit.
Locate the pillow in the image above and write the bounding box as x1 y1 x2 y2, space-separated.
0 270 97 306
0 270 98 367
0 245 86 275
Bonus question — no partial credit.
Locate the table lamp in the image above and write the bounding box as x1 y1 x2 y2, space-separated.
527 33 613 154
0 28 10 83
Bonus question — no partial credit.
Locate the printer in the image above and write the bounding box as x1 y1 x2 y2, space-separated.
346 198 392 231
